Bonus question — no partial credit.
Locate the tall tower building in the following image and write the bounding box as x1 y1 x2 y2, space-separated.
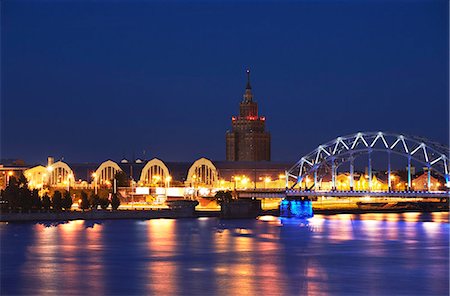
226 70 271 161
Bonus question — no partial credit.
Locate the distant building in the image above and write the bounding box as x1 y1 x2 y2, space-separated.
0 159 30 190
226 70 271 161
21 157 291 195
412 171 441 191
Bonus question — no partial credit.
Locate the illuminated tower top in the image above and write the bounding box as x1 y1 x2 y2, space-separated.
243 69 253 103
239 69 258 118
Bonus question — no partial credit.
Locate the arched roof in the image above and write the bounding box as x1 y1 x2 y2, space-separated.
186 158 218 185
95 159 122 173
95 160 122 178
47 160 75 185
49 161 74 176
139 158 170 183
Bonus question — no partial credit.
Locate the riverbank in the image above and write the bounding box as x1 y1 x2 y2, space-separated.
1 207 448 222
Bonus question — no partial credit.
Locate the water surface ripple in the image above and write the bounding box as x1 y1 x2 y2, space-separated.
1 212 448 295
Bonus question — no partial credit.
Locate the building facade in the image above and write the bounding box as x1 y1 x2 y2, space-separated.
19 157 292 195
226 70 271 161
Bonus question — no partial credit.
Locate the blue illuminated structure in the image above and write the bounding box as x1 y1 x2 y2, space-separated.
280 198 313 218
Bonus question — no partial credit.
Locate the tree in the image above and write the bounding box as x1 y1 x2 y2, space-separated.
17 174 29 188
62 191 73 211
89 193 100 210
80 191 90 210
99 197 110 210
3 174 33 212
18 188 32 212
2 175 34 212
215 191 233 205
42 194 51 211
114 171 129 187
30 189 42 211
52 191 63 211
3 177 19 211
111 193 121 210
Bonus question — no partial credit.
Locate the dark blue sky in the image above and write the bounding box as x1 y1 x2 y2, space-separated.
2 0 448 164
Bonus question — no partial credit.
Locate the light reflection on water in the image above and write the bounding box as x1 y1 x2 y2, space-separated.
146 219 178 295
1 212 448 295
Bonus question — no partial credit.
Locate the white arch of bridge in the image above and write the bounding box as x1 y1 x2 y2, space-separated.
287 132 450 191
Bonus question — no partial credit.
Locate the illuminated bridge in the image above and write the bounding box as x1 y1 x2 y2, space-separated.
237 132 450 200
236 189 450 199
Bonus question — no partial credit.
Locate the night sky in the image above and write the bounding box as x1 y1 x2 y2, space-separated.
2 0 448 165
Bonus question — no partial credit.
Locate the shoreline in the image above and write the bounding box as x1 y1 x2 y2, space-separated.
1 207 448 222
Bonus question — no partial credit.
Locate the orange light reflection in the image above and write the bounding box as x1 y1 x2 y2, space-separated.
146 219 177 295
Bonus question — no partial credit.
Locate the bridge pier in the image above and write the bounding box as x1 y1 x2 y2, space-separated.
280 197 313 218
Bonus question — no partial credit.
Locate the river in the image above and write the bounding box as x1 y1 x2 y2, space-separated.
1 212 448 295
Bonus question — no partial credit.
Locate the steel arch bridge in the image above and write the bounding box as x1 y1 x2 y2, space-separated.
286 132 450 191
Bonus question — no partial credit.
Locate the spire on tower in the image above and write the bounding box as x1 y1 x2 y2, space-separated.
243 69 253 102
246 69 251 90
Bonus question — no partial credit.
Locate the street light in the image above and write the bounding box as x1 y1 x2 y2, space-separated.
278 174 285 188
241 176 249 188
7 171 13 185
92 172 98 195
165 175 172 188
67 173 73 192
46 166 54 186
233 176 241 190
305 177 310 189
191 174 198 198
42 173 47 189
152 175 161 187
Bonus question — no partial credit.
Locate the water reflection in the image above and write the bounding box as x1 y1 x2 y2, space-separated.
146 219 178 295
1 213 448 295
31 224 59 295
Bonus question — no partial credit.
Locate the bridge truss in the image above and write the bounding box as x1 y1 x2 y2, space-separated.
286 132 450 191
